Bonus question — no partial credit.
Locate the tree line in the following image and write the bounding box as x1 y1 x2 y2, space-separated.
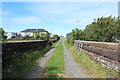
67 16 120 44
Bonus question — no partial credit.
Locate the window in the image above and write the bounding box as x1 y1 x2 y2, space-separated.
14 33 16 35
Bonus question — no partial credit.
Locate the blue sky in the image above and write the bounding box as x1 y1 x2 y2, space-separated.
1 2 118 37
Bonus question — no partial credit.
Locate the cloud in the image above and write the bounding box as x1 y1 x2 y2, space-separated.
11 16 41 24
25 2 117 36
27 2 117 26
2 16 42 32
0 11 11 15
2 2 118 36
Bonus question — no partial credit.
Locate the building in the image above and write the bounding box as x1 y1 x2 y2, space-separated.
19 29 47 37
66 32 72 38
5 32 17 39
5 29 47 39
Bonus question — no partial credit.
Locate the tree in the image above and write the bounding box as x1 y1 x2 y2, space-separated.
22 35 30 40
84 16 118 42
67 16 119 45
53 35 60 40
33 31 50 40
66 28 83 45
72 28 83 40
44 31 50 40
0 28 7 40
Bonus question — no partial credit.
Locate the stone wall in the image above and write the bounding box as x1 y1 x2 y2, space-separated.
2 40 48 60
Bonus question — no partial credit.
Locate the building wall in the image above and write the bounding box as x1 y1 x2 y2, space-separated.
66 33 72 37
6 32 17 39
18 32 33 37
6 31 46 39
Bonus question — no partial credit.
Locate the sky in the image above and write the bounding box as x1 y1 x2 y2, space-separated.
1 2 118 37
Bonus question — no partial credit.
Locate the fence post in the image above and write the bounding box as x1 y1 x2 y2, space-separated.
80 40 83 52
74 40 83 52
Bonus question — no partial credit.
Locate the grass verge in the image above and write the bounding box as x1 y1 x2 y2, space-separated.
64 39 118 78
3 41 58 78
45 41 64 74
51 40 58 48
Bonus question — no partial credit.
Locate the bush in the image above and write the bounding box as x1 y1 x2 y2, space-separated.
66 37 74 45
22 35 30 40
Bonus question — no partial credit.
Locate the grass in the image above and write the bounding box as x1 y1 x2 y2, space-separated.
51 40 58 48
64 39 119 78
3 41 58 78
3 49 43 78
45 41 64 74
50 38 57 41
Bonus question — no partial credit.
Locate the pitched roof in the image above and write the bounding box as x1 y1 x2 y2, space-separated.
21 29 47 32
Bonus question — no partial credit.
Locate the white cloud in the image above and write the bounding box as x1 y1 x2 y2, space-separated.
27 2 117 26
0 11 11 15
11 16 41 24
2 2 118 36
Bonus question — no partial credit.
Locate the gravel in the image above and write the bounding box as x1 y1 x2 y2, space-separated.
62 40 88 78
25 40 89 78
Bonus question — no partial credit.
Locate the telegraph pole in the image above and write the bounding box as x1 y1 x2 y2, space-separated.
76 20 80 28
